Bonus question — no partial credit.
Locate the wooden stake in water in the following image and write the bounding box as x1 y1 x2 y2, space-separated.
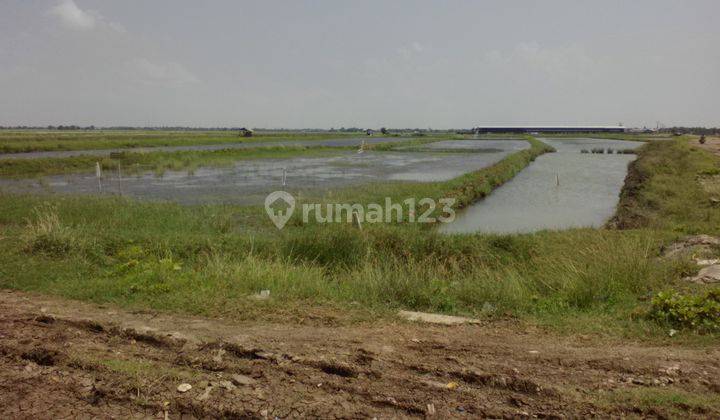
555 173 560 187
95 162 102 193
282 167 287 186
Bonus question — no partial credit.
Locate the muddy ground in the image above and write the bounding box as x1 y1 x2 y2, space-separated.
1 289 719 419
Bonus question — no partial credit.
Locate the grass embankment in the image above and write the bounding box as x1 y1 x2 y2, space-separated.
0 130 362 153
284 136 554 228
0 130 461 153
611 139 720 234
0 146 349 178
0 137 717 340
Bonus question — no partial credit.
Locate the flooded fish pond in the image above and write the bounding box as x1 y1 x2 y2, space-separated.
0 141 525 205
440 138 642 234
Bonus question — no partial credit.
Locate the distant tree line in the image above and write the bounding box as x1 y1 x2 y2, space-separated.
0 126 250 131
660 127 720 135
0 126 458 132
4 125 713 134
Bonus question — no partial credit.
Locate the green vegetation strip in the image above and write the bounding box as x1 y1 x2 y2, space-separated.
611 138 720 233
283 136 554 228
0 130 362 153
0 137 457 178
0 130 460 153
0 146 350 178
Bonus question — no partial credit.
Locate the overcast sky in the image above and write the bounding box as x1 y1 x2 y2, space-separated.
1 0 718 128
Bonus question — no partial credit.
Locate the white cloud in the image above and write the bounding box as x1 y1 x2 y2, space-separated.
49 0 126 32
121 58 200 87
50 0 96 30
397 42 425 59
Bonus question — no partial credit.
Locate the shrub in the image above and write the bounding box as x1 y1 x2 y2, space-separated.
648 289 720 333
21 204 79 257
111 253 184 297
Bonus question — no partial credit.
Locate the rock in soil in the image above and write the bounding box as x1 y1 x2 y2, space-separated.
230 374 256 386
684 264 720 284
662 235 720 259
398 310 480 325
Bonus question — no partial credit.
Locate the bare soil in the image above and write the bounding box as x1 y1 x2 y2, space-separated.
1 289 719 419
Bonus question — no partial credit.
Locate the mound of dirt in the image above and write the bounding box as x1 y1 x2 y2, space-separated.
607 158 648 229
662 234 720 259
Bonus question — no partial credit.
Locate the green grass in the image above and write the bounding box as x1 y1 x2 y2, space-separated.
612 139 720 234
0 129 461 153
592 387 720 417
0 130 358 153
0 136 718 341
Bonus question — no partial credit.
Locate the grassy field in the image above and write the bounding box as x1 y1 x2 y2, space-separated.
0 135 718 342
0 130 360 153
0 130 459 153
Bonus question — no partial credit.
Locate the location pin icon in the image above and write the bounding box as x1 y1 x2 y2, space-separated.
265 191 296 230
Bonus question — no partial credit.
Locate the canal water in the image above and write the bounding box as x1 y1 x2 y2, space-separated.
439 138 642 234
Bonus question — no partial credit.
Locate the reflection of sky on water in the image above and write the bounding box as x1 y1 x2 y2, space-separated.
0 146 519 205
440 138 642 234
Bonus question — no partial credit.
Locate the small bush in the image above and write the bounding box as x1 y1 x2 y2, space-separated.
112 255 183 296
648 289 720 333
21 205 79 257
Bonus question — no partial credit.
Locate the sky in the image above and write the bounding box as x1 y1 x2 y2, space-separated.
1 0 718 128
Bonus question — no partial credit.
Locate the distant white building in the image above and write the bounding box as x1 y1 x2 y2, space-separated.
471 125 625 134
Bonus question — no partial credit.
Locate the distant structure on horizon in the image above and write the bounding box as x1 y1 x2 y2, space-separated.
464 125 626 134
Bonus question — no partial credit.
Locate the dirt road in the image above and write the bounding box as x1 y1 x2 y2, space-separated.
1 289 718 418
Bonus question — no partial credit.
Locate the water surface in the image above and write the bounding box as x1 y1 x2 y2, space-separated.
399 139 529 153
440 138 641 234
0 149 518 205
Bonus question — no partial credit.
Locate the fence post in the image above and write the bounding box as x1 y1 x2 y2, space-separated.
117 163 122 195
95 162 102 193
